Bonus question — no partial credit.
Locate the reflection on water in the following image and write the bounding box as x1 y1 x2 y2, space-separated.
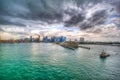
0 43 120 80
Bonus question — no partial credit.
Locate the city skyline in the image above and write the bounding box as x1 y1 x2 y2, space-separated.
0 0 120 42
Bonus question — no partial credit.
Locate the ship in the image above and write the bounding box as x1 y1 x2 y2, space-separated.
100 50 110 58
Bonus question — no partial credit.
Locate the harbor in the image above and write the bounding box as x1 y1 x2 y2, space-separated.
59 41 91 50
0 0 120 80
0 43 119 80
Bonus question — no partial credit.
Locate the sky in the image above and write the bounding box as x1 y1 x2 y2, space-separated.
0 0 120 41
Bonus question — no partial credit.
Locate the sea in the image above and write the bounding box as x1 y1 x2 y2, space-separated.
0 43 120 80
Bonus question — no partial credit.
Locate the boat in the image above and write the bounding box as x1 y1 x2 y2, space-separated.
100 50 110 58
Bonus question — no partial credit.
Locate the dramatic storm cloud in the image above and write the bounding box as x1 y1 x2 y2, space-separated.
0 0 120 41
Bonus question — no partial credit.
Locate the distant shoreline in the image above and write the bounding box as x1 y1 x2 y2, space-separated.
0 42 120 47
79 43 120 47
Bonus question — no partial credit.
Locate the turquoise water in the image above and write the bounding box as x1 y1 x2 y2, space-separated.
0 43 120 80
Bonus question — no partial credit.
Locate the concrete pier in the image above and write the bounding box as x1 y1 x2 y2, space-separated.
78 46 90 50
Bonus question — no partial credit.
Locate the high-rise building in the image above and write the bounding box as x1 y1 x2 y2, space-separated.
59 36 66 42
42 36 66 43
38 35 40 42
30 36 33 42
42 36 48 42
80 37 84 42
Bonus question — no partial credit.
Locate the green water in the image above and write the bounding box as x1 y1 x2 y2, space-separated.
0 43 120 80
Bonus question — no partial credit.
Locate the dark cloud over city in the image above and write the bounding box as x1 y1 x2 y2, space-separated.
0 0 120 41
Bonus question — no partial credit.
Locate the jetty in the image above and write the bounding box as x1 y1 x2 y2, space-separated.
78 45 90 50
60 41 79 50
59 41 91 50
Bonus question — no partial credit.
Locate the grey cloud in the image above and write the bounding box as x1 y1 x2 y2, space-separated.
0 20 26 27
12 31 29 35
0 27 5 32
86 28 102 33
0 16 26 26
110 0 120 14
0 0 119 30
116 2 120 13
65 14 85 27
63 0 108 29
90 10 108 25
0 0 65 27
77 10 108 30
79 22 93 30
64 8 80 16
93 29 102 33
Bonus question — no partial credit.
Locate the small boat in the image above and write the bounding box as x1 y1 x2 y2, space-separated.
100 50 110 58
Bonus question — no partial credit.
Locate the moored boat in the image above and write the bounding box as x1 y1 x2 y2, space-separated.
100 50 110 58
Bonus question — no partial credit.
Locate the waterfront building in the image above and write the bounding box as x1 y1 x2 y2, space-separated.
42 36 66 43
80 37 84 43
30 36 33 42
9 38 14 44
34 35 41 42
51 36 66 42
42 36 49 42
61 36 66 42
74 39 78 42
38 35 40 42
51 36 55 42
21 38 24 43
24 38 29 43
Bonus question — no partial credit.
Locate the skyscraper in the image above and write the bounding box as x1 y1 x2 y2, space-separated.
80 37 84 43
30 36 33 42
38 35 40 42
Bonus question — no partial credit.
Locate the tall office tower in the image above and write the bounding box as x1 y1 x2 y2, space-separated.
80 37 84 43
30 36 33 42
38 35 40 42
